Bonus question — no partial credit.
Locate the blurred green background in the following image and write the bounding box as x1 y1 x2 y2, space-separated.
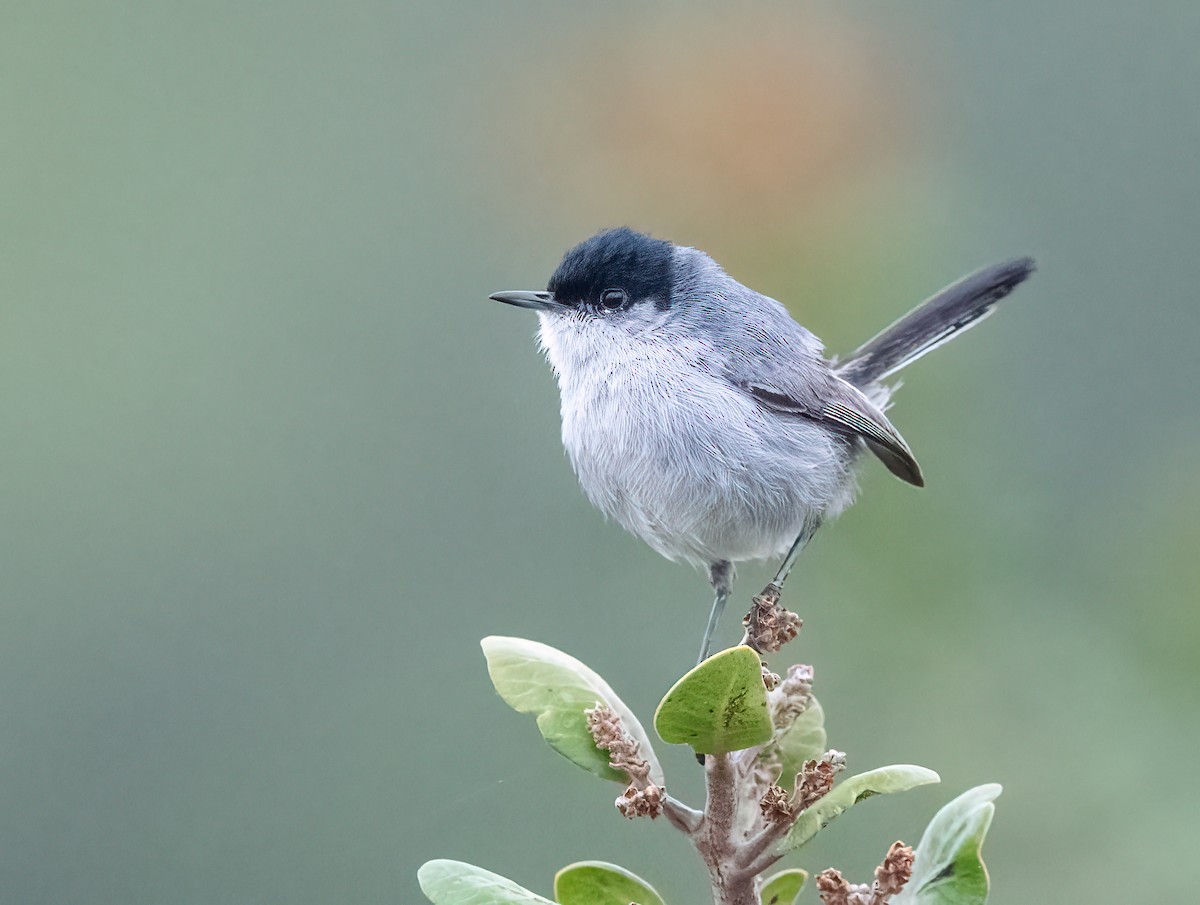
3 2 1198 903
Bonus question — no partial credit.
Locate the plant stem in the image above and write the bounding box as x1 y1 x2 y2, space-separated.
696 753 759 905
663 794 703 834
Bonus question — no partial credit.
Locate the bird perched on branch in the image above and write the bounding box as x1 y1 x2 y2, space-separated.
492 228 1034 662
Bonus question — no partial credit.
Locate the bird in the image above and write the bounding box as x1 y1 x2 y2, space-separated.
491 227 1035 663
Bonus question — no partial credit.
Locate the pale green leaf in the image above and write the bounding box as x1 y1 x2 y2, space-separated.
893 784 1000 905
771 697 827 791
654 646 772 755
759 868 807 905
481 637 663 785
554 861 665 905
778 764 940 852
418 859 554 905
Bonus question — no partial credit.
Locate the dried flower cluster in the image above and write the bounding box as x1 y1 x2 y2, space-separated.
759 784 793 822
770 663 814 726
815 841 914 905
744 586 803 653
585 704 664 819
815 869 866 905
616 782 664 819
585 705 652 781
795 750 846 812
872 841 915 898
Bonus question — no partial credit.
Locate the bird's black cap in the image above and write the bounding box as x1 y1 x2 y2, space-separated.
548 227 675 310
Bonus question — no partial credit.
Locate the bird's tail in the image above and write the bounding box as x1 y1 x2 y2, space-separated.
834 257 1036 387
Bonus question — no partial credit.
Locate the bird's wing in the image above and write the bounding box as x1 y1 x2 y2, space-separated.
739 370 925 487
705 280 923 486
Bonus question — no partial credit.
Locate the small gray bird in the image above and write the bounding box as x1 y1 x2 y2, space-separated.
492 228 1034 662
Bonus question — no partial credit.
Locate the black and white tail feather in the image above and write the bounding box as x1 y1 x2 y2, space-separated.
835 257 1037 387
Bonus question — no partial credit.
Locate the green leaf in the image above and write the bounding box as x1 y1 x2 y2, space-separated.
778 764 940 852
759 868 807 905
893 784 1000 905
481 637 663 785
554 861 665 905
771 697 827 791
654 646 772 754
418 859 555 905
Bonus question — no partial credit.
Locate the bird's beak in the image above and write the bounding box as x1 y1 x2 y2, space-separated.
489 290 561 312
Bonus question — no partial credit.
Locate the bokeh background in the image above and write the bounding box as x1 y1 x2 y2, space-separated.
4 2 1198 903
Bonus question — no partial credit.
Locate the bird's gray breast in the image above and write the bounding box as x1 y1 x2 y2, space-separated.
538 317 856 566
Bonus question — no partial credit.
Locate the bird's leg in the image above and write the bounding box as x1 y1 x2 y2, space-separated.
765 513 823 597
697 560 735 665
737 516 822 653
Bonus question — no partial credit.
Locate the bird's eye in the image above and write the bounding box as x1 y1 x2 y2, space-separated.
599 288 628 310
